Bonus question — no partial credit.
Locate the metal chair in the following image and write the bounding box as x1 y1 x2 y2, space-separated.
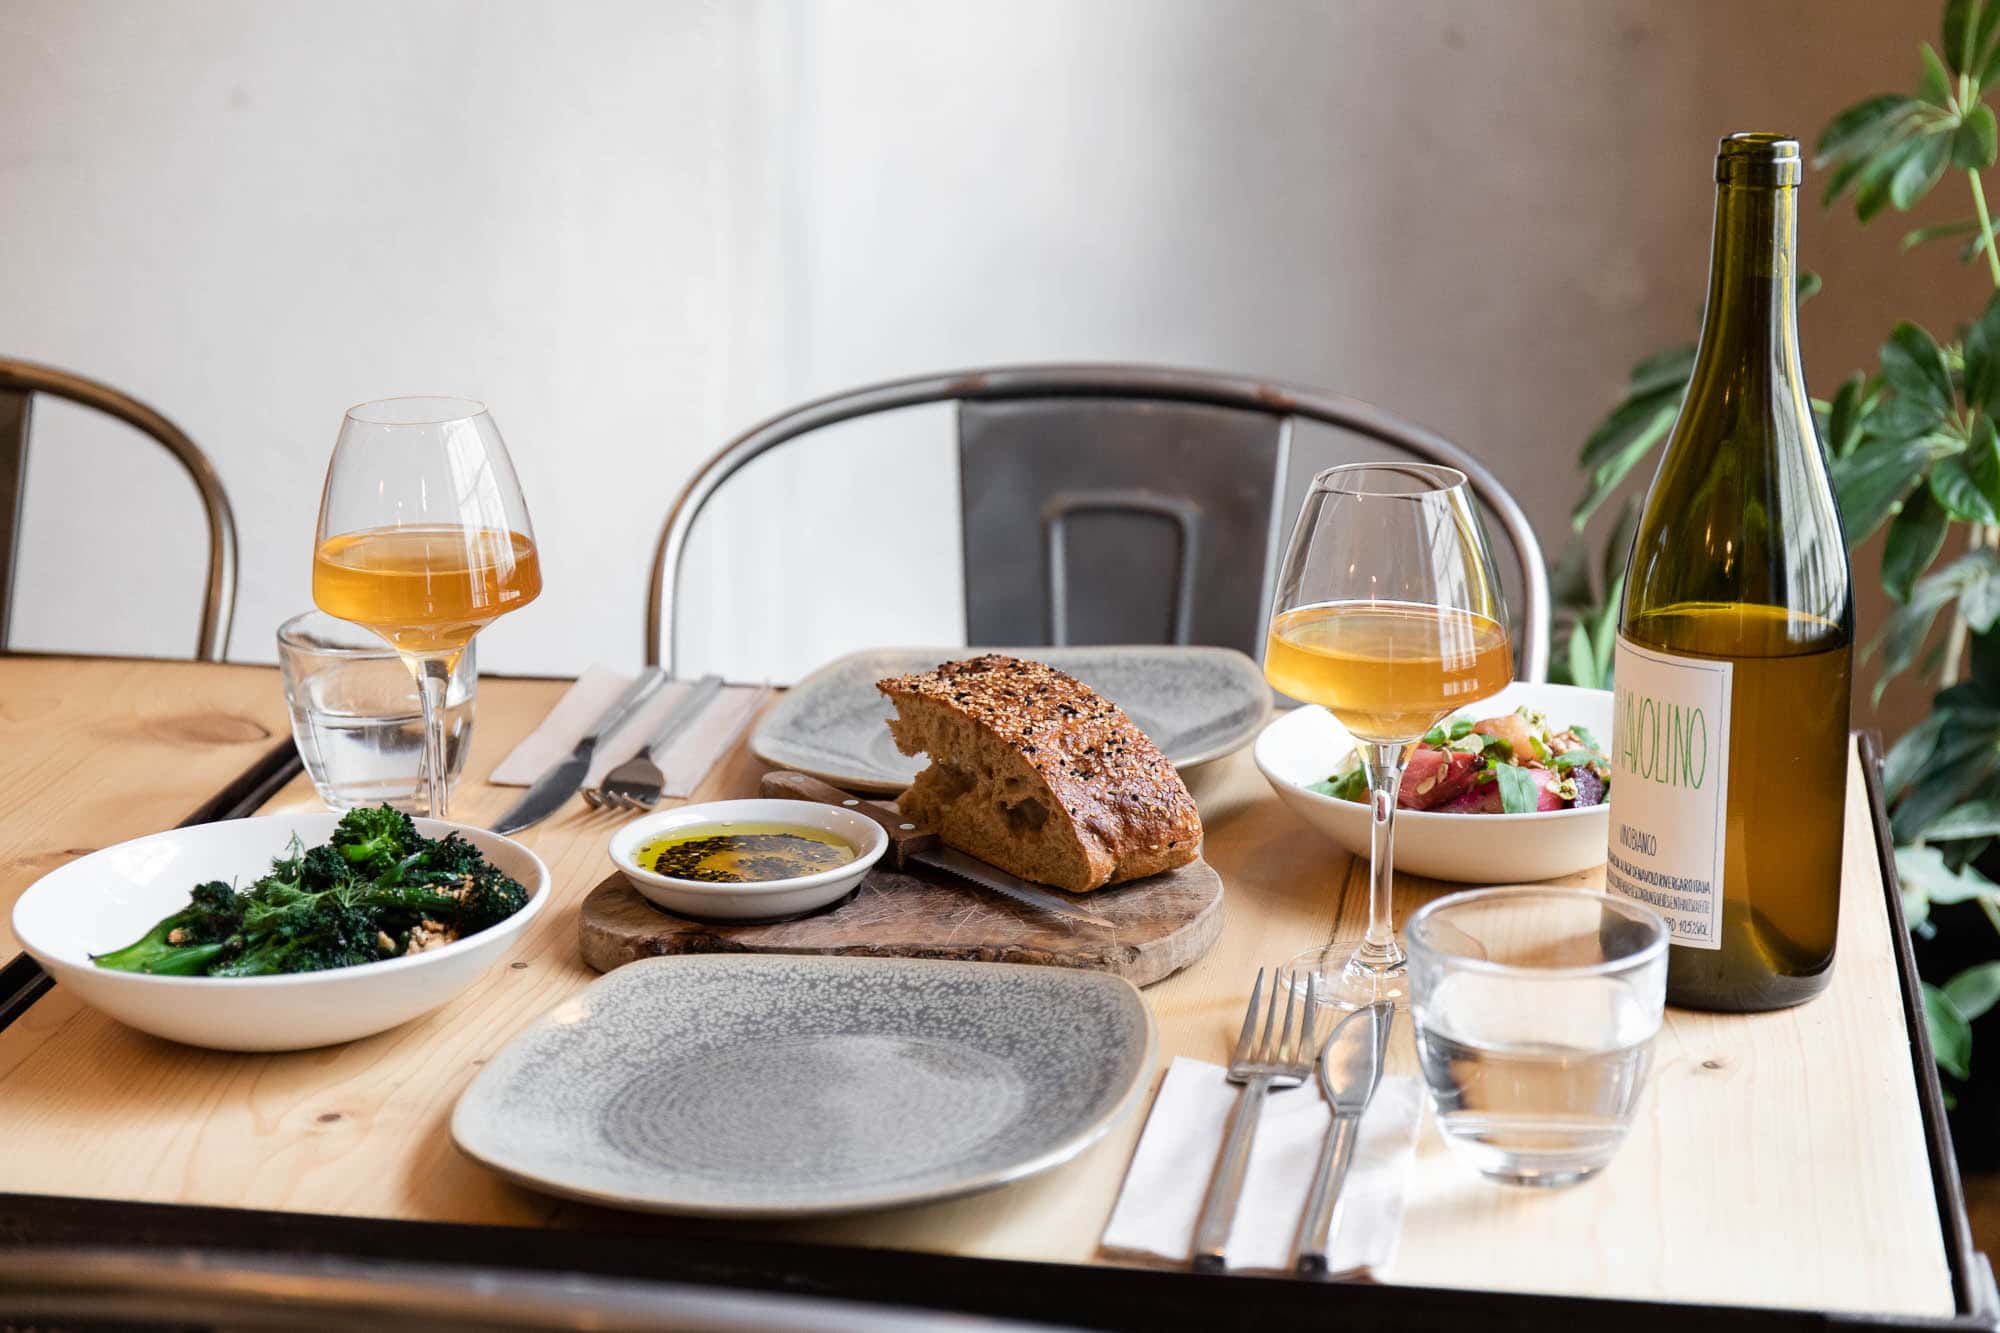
647 364 1549 681
0 358 237 660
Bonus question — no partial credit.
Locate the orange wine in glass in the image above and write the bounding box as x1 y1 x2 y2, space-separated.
312 398 540 818
1265 463 1514 1009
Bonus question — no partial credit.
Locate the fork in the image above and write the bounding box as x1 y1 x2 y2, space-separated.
1191 968 1318 1273
584 674 725 811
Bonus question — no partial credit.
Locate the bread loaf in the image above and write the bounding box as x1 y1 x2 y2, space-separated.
877 655 1203 893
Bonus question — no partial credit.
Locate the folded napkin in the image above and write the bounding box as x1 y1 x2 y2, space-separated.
1101 1055 1423 1277
490 666 771 800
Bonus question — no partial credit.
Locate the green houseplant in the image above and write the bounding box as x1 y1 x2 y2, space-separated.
1557 0 2000 1100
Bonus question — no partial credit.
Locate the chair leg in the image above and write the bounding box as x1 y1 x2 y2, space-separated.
0 389 31 650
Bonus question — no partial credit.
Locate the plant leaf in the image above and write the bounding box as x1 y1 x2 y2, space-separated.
1832 432 1959 546
1593 573 1622 684
1884 485 1951 601
1857 133 1935 222
1566 620 1596 690
1926 797 2000 841
1947 0 1981 71
1891 130 1954 212
1925 983 1974 1080
1901 842 2000 904
1892 705 2000 836
1948 961 2000 1022
1601 495 1639 592
1571 411 1676 532
1579 387 1683 470
1904 217 1984 251
1956 103 2000 169
1872 550 2000 691
1928 433 2000 525
1921 41 1957 106
1816 93 1921 165
1967 294 2000 419
1825 373 1880 458
1885 710 1948 800
1982 27 2000 87
1626 344 1697 399
1879 321 1956 433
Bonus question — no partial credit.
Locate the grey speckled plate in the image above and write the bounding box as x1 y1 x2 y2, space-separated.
451 954 1157 1218
753 645 1271 794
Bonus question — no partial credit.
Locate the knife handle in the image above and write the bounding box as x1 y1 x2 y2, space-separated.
758 771 939 870
1295 1112 1362 1277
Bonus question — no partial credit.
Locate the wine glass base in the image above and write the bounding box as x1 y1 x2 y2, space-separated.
1284 942 1409 1011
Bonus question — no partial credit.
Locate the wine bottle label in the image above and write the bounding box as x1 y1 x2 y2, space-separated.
1605 636 1734 950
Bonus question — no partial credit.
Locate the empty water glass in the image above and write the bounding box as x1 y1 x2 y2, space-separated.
1407 887 1668 1187
277 611 476 812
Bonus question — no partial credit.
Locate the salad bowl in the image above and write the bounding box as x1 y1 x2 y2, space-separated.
1255 681 1614 883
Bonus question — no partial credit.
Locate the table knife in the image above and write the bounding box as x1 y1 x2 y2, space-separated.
493 668 669 834
758 770 1116 929
1295 1001 1394 1276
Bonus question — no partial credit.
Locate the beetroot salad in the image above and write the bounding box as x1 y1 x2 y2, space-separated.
1308 707 1610 814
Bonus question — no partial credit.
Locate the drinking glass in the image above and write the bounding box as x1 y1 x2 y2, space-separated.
277 611 476 811
1264 463 1513 1009
312 397 540 819
1407 887 1669 1186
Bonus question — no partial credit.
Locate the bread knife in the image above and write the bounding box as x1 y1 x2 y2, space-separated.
758 770 1116 930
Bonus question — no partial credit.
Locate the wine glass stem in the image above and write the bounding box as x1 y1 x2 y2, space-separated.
414 655 453 819
1358 740 1407 969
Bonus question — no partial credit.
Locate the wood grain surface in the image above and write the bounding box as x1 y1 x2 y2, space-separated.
0 656 291 961
578 851 1223 986
0 661 1957 1317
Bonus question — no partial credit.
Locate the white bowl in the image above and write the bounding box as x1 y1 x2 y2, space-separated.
608 799 890 922
1254 681 1614 883
11 814 549 1051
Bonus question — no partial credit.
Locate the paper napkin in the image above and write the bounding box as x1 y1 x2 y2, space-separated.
1100 1056 1423 1277
490 667 771 800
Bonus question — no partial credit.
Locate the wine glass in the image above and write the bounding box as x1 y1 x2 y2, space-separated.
312 397 540 819
1264 463 1513 1009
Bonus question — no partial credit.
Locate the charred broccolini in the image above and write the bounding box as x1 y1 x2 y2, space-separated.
91 806 530 977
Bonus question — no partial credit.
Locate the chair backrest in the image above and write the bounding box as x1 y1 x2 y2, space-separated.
0 359 237 661
958 395 1288 654
647 364 1549 682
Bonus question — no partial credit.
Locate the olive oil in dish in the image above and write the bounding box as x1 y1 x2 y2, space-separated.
637 823 857 884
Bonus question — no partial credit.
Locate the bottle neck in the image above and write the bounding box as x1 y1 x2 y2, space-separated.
1691 181 1802 381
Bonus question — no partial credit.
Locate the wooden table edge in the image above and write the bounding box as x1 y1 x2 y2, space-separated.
0 724 1991 1330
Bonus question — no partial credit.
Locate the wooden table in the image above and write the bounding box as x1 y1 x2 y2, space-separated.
0 656 1983 1329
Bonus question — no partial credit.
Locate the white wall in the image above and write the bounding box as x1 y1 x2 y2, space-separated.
0 0 1965 687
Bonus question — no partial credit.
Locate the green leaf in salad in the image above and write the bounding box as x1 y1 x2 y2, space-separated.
1448 733 1488 755
1308 766 1370 803
1493 764 1541 814
1448 718 1476 741
1483 736 1514 762
1570 723 1602 751
1552 748 1608 771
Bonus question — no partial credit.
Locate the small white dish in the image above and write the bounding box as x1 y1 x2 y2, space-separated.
1254 681 1614 884
608 798 890 922
10 814 549 1052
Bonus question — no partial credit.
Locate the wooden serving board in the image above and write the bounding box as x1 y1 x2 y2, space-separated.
577 855 1224 987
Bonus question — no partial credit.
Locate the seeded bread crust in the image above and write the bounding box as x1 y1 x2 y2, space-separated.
877 654 1203 892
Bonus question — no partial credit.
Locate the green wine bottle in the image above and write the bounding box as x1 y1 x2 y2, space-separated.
1607 133 1854 1012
